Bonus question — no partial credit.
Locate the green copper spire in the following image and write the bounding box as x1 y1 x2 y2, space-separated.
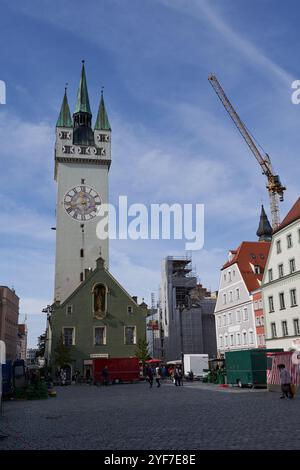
95 90 111 131
56 87 72 128
74 61 92 115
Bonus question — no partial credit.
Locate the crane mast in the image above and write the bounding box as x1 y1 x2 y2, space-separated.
208 74 285 230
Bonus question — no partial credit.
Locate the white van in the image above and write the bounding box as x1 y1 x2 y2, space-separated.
184 354 209 379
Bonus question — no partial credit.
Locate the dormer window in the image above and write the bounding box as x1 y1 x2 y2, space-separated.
254 266 261 274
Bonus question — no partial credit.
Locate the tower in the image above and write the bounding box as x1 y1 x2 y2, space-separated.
256 205 272 242
54 62 111 303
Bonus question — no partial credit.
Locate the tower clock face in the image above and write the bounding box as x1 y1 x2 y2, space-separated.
64 185 101 221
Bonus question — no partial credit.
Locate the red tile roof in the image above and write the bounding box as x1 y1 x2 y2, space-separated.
222 241 271 292
274 197 300 233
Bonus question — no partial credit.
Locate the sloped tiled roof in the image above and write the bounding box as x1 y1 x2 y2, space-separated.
274 197 300 233
222 241 271 292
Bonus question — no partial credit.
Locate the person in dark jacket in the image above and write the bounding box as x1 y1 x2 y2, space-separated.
146 366 154 388
101 366 109 386
278 364 293 399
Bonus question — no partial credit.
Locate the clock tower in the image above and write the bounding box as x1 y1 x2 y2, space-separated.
54 61 111 303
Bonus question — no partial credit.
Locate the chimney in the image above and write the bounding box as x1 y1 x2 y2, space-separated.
132 296 138 303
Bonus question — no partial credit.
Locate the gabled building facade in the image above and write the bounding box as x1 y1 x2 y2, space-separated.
262 197 300 350
49 257 147 376
215 207 271 354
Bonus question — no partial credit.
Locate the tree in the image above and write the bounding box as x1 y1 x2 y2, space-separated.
54 334 72 368
135 338 150 364
36 333 46 358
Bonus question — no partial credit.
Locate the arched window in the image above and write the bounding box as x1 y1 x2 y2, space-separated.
92 283 107 319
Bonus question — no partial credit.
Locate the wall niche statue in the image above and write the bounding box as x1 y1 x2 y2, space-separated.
93 284 107 319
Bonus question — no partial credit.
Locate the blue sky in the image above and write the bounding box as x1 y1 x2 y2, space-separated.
1 0 300 347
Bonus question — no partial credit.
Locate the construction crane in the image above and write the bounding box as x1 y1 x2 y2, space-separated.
208 74 286 229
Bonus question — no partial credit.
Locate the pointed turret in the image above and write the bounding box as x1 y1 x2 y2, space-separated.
95 91 111 131
256 205 272 242
56 88 72 128
74 61 92 115
73 61 94 146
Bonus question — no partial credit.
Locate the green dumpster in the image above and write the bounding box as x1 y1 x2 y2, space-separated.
225 349 283 388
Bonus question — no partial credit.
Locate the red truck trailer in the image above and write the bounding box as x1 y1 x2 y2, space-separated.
93 357 140 384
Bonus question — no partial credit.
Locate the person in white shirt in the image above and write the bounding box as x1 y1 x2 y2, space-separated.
155 366 161 388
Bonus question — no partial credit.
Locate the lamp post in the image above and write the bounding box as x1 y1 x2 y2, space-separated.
42 305 53 367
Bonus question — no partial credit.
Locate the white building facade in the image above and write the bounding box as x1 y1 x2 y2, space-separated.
263 198 300 350
215 258 257 353
215 241 270 354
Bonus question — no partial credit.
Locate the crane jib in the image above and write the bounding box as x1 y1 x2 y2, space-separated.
208 74 285 229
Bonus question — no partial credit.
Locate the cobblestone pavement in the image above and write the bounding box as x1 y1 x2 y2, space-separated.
0 381 299 450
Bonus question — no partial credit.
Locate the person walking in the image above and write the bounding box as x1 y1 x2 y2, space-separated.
155 366 162 388
147 366 154 389
278 364 293 399
174 367 180 386
101 366 109 386
178 367 183 386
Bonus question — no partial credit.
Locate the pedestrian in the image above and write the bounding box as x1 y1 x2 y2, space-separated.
178 367 183 386
147 366 154 389
188 370 194 381
75 369 80 384
85 368 92 384
162 365 168 379
278 364 293 399
155 366 161 388
174 367 180 386
101 366 109 386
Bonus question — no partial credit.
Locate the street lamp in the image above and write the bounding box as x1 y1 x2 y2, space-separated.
42 305 54 367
